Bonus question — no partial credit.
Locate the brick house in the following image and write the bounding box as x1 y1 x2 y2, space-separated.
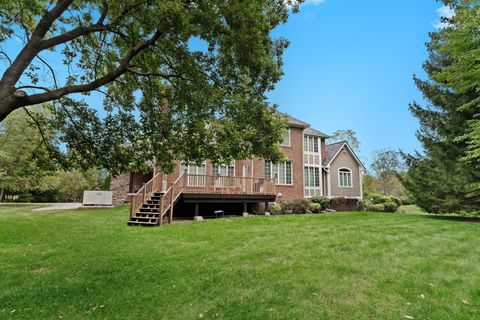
110 113 365 226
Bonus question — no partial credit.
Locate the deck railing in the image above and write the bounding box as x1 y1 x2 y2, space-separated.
181 174 276 195
130 171 276 220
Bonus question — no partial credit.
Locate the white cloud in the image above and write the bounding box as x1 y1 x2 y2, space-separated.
432 5 455 29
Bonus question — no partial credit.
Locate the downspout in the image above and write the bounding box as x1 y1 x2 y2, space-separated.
359 167 364 200
326 165 331 198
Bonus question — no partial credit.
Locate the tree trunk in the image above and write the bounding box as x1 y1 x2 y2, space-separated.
0 188 4 203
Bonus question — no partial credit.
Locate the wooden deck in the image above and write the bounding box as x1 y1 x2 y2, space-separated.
128 171 276 226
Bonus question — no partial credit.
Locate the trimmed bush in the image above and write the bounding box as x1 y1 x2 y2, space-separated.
383 201 398 213
279 200 293 213
309 203 321 213
268 203 281 215
290 198 311 214
310 196 330 210
366 204 385 212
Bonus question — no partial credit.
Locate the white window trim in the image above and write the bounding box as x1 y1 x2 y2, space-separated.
265 160 293 186
338 167 353 188
212 160 235 177
303 135 320 154
304 165 321 188
280 128 291 147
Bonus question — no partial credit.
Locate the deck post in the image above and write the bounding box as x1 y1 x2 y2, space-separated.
169 183 174 224
142 183 146 202
242 203 248 216
183 169 188 189
195 203 199 217
159 195 164 226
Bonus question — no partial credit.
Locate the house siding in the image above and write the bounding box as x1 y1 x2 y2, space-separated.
329 150 362 198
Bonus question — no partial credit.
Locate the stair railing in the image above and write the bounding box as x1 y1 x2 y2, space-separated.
130 172 163 219
158 170 186 225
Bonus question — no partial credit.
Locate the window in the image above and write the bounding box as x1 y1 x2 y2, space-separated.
212 161 235 176
338 168 352 187
280 128 291 147
265 160 292 185
304 166 320 187
180 162 206 186
303 135 319 153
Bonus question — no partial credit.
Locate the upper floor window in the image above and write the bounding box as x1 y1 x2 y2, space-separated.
304 135 319 153
338 168 352 187
212 161 235 176
280 128 291 147
265 160 293 185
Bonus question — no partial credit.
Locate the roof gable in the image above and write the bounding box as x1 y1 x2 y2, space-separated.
323 141 365 169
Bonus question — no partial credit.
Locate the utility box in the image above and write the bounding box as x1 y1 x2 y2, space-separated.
83 191 114 206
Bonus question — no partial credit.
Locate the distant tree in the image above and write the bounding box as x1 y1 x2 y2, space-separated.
371 149 403 196
0 107 57 200
0 1 301 173
362 173 378 197
402 0 480 213
330 129 360 153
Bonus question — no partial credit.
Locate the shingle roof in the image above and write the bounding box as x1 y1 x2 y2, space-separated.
323 141 346 166
304 127 330 138
277 112 310 128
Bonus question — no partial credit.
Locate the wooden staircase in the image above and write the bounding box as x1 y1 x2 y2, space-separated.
128 171 185 227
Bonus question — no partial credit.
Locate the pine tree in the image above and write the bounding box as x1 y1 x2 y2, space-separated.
402 28 480 213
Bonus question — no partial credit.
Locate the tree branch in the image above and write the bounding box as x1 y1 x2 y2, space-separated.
0 0 73 93
16 29 163 108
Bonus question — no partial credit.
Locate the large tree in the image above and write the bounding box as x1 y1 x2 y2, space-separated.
402 0 480 213
0 1 300 173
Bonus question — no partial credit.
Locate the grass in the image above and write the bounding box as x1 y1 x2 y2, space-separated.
1 206 479 319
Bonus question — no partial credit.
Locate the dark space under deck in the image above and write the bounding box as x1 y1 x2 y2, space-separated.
173 193 276 219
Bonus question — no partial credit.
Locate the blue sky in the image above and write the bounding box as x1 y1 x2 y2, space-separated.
269 0 448 166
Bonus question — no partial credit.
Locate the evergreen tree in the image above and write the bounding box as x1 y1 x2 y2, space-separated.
402 15 480 213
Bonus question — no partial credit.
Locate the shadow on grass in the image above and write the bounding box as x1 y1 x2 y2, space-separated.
417 214 480 224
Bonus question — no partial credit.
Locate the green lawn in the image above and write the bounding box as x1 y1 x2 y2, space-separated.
1 206 479 319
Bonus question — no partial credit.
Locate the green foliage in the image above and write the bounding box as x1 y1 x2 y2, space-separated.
268 203 281 215
0 107 58 194
382 202 398 213
366 204 385 212
430 1 480 162
289 198 312 214
310 196 330 210
402 1 480 214
370 149 404 196
0 1 300 173
309 202 321 213
279 198 311 214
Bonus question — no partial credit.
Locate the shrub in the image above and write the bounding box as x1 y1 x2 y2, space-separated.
279 200 293 213
309 203 322 213
399 196 414 206
268 203 281 215
366 204 385 212
311 196 330 210
290 198 311 213
369 194 402 207
330 197 347 206
383 201 398 213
